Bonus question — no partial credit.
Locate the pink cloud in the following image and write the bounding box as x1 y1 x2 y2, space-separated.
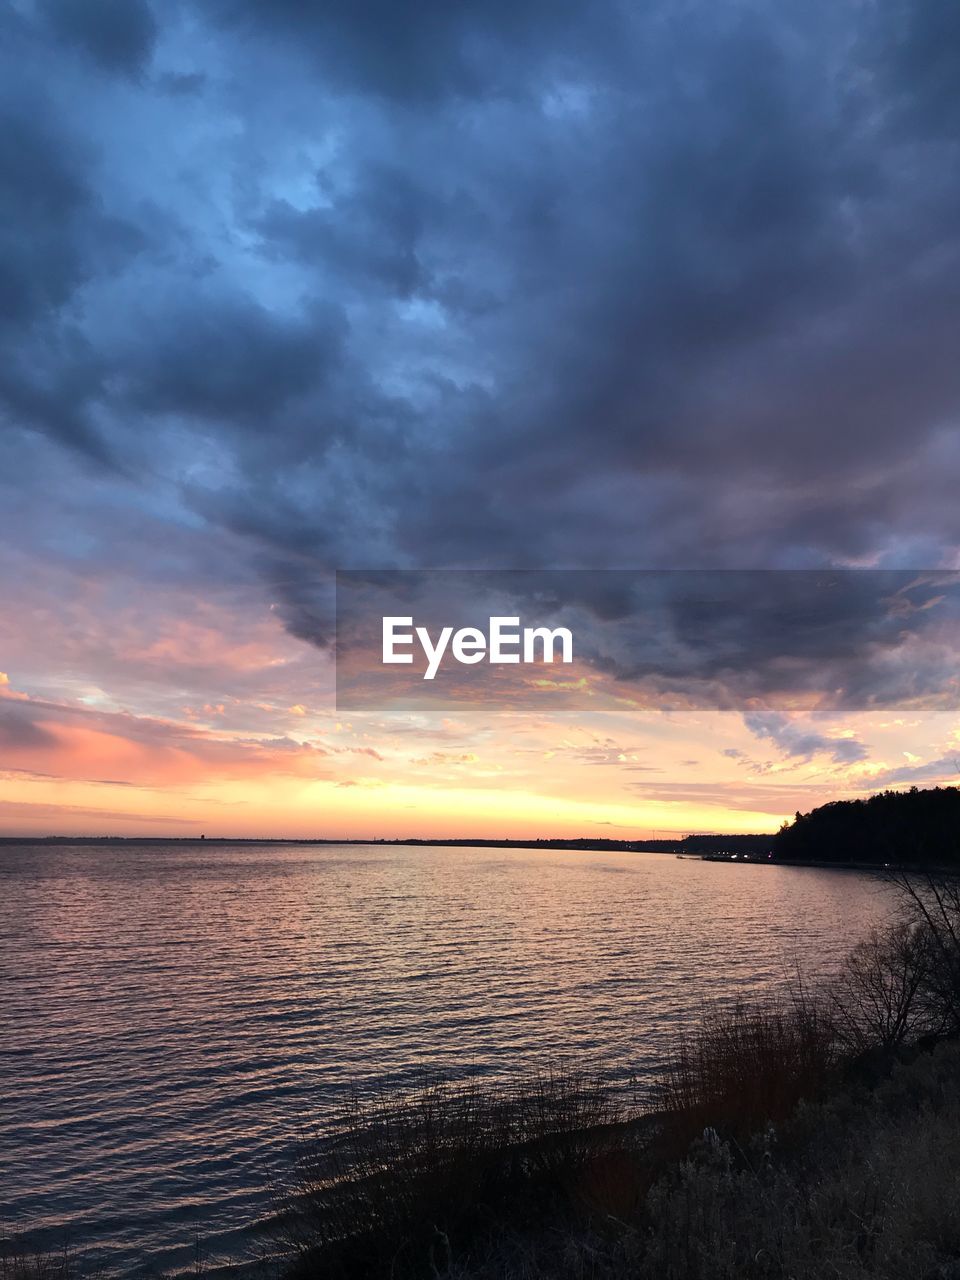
1 683 331 787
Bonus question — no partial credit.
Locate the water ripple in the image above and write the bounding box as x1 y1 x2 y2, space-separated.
0 843 894 1275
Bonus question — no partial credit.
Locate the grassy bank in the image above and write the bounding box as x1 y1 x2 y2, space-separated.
280 1023 960 1280
434 1038 960 1280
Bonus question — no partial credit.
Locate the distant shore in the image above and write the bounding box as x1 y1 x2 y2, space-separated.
0 834 771 853
11 788 956 874
6 837 955 879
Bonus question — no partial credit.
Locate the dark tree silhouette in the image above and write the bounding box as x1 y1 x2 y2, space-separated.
773 786 960 866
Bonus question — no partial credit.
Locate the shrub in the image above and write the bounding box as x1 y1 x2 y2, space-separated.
828 920 936 1050
653 990 839 1145
437 1041 960 1280
279 1066 637 1279
0 1241 98 1280
886 870 960 1035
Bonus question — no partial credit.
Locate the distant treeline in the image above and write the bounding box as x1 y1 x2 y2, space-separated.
773 786 960 866
388 834 774 854
1 833 773 854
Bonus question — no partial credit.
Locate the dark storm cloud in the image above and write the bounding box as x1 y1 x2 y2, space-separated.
884 0 960 137
38 0 157 77
574 571 960 709
0 24 149 464
257 166 434 298
602 571 960 714
0 106 90 329
335 570 960 714
125 298 345 427
193 0 623 102
3 0 960 672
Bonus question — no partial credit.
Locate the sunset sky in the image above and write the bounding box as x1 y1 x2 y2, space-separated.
3 1 960 837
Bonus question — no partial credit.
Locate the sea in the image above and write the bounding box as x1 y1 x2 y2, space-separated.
1 841 896 1275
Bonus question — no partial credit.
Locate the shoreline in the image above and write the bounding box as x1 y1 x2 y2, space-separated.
3 836 952 875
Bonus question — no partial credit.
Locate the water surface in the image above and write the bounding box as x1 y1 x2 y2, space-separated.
1 842 894 1275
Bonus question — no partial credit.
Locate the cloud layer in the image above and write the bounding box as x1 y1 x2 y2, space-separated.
4 0 960 620
3 1 960 833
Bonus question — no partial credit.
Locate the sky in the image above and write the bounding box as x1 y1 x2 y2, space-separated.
3 0 960 838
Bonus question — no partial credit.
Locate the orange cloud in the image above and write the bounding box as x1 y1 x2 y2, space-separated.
1 693 330 788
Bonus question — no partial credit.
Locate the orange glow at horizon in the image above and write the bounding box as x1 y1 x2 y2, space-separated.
3 651 958 839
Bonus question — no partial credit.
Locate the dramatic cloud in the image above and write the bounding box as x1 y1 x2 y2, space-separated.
192 0 625 103
3 0 960 609
335 570 960 715
38 0 157 77
3 0 960 833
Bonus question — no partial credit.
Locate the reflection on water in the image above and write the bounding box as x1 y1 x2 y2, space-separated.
1 842 894 1275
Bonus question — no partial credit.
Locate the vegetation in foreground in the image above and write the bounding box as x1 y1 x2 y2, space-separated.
279 870 960 1279
435 1040 960 1280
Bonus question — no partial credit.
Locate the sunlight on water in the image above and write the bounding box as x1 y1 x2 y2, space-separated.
1 843 895 1275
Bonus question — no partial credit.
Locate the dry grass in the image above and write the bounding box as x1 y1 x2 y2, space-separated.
278 968 960 1280
654 989 840 1146
436 1039 960 1280
277 994 856 1277
0 1241 97 1280
279 1066 644 1279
